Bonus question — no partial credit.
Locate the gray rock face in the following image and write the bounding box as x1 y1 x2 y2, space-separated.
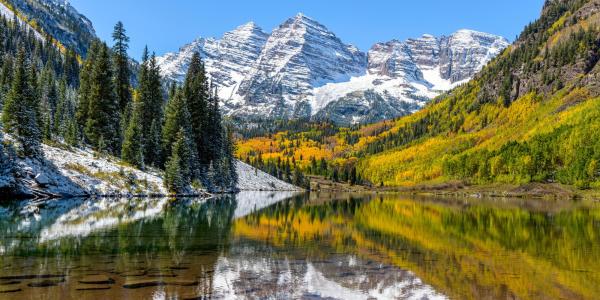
157 15 509 125
369 30 509 84
2 0 96 55
438 30 509 83
368 40 425 82
406 34 441 70
313 90 420 125
236 13 367 111
157 22 269 101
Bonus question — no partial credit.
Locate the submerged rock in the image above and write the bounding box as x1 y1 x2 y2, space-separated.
75 284 112 291
27 278 65 287
123 279 198 289
0 287 21 293
0 274 65 280
78 275 115 285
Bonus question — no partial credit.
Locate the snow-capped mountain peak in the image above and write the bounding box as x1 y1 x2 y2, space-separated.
226 21 266 40
234 12 367 116
157 15 509 124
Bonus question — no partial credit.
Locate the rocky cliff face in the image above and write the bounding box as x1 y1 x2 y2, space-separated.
311 29 508 124
232 13 368 119
157 21 269 105
438 30 509 83
1 0 96 55
157 14 509 125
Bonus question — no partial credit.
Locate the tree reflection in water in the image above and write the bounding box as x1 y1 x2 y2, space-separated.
0 192 597 299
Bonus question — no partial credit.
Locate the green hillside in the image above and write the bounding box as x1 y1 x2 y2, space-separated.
238 0 600 190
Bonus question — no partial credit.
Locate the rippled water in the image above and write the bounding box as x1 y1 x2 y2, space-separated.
0 192 598 299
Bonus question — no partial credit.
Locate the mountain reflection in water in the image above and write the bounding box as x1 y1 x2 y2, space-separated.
0 192 598 299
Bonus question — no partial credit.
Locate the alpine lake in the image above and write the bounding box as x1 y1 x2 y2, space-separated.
0 191 598 299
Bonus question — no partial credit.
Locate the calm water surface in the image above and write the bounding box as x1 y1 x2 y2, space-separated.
0 192 598 299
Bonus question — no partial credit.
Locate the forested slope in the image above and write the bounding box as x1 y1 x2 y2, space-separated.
238 0 600 189
0 7 240 197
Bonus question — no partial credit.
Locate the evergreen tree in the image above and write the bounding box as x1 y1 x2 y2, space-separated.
349 167 357 185
53 77 70 138
0 133 16 186
65 119 79 146
121 102 144 168
146 119 162 167
112 21 132 115
162 89 200 178
135 51 164 166
223 125 238 189
206 87 223 163
164 148 184 194
84 42 121 154
39 64 58 140
183 52 210 165
0 56 14 95
2 48 42 157
293 166 305 188
164 129 192 194
28 60 42 131
76 40 100 131
63 48 79 87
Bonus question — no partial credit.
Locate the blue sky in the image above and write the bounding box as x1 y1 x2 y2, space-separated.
70 0 544 60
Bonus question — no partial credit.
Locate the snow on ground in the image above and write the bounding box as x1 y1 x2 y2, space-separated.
0 2 15 19
15 142 300 198
236 160 303 192
0 2 45 41
309 73 434 115
421 67 469 91
20 144 169 197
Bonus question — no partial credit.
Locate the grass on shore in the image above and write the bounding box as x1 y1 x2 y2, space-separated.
309 175 600 201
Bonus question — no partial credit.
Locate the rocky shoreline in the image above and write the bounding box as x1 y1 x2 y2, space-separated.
309 176 600 201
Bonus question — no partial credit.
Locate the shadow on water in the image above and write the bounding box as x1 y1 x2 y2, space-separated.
0 191 598 299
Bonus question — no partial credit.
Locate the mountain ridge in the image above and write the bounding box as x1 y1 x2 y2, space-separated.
157 13 509 125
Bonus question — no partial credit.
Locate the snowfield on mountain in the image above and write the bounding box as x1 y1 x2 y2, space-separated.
157 13 508 124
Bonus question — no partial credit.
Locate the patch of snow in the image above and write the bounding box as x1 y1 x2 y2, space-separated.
0 2 45 41
233 191 303 219
421 67 468 91
236 161 303 192
26 144 168 197
309 73 432 114
0 2 15 19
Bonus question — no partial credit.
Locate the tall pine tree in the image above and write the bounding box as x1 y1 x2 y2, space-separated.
84 42 121 154
112 21 132 115
183 52 211 166
76 40 101 133
121 101 144 167
134 49 164 167
2 47 42 157
162 88 200 179
164 129 193 194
